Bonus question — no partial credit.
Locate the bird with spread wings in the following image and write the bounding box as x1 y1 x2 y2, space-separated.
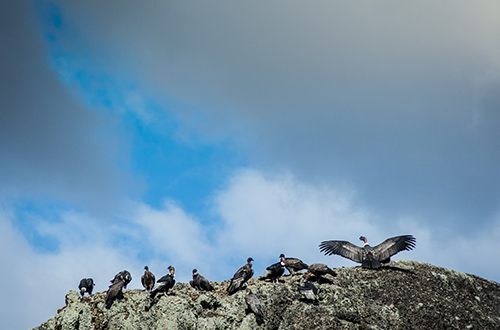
319 235 416 268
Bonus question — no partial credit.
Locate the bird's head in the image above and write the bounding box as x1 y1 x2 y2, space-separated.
144 266 149 271
192 269 198 275
359 236 368 244
247 257 254 264
168 266 175 275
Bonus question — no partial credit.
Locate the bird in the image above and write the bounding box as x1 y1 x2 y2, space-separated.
305 263 337 281
227 257 254 295
245 289 265 324
298 281 318 304
105 270 132 309
141 266 155 291
78 278 94 297
151 266 175 298
105 279 126 309
262 254 285 283
319 235 416 269
110 270 132 288
281 254 308 274
189 269 214 291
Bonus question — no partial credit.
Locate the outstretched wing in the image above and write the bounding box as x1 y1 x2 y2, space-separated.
373 235 416 261
319 240 363 263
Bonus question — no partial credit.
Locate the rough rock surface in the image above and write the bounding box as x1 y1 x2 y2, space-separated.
32 260 500 330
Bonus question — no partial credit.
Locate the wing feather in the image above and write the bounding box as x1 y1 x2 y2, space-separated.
373 235 416 261
319 240 363 263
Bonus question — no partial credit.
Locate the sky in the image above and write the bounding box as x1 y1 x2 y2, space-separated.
1 1 500 329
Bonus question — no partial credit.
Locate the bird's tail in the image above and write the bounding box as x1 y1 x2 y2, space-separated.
150 288 159 299
327 268 338 276
362 258 382 269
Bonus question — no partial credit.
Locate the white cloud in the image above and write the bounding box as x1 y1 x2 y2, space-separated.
213 169 373 265
0 209 141 330
2 168 499 329
128 200 217 278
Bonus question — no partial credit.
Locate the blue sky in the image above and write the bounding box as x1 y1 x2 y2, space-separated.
1 1 500 329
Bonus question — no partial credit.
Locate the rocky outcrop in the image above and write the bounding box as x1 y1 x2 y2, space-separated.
32 260 500 330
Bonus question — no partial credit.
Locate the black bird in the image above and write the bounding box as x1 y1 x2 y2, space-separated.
298 281 318 304
227 257 254 295
141 266 155 291
110 270 132 288
262 254 285 283
319 235 416 269
190 269 214 291
281 254 308 274
305 263 337 281
151 266 175 298
78 278 94 297
245 289 265 324
105 279 125 309
105 270 131 309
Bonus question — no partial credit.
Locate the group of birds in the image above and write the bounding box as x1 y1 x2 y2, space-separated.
77 235 416 317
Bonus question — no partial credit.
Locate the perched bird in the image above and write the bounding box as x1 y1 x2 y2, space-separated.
151 266 175 298
105 279 126 309
305 263 337 281
245 289 265 324
78 278 94 297
262 255 285 283
141 266 155 291
281 254 308 274
110 270 132 288
227 257 254 295
298 281 318 304
319 235 416 269
105 270 132 309
190 269 214 291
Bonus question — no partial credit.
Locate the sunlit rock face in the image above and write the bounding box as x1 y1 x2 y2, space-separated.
33 260 500 330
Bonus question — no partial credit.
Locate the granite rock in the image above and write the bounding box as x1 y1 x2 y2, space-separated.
32 260 500 330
